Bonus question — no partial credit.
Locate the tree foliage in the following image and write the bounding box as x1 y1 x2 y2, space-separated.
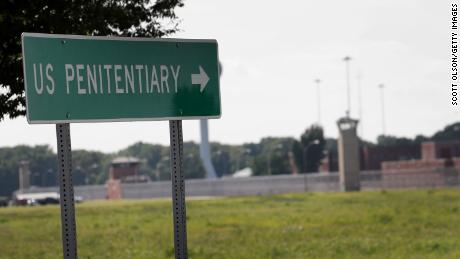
0 0 184 120
375 122 460 147
376 135 419 147
0 145 56 197
72 150 111 185
251 137 295 176
432 122 460 141
292 124 326 173
118 141 205 181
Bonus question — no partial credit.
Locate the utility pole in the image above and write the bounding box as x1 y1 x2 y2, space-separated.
357 74 363 137
343 56 351 117
378 84 386 135
315 79 321 125
343 56 352 118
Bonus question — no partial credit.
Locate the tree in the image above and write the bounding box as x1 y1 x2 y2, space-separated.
0 0 184 120
251 137 295 176
376 135 418 147
293 124 325 173
72 150 110 185
0 145 56 197
118 141 167 181
211 142 252 177
432 122 460 141
182 142 206 179
118 141 206 181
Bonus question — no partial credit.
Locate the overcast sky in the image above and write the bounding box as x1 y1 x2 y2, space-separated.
0 0 456 152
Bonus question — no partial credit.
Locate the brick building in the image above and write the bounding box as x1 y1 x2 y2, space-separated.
320 140 460 173
382 141 460 172
108 156 149 182
106 156 149 199
361 145 420 170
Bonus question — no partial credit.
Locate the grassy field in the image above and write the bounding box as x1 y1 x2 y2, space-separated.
1 189 460 259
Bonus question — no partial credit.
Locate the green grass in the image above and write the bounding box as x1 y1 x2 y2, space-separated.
1 189 460 258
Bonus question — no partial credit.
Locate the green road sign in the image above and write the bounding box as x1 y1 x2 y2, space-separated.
21 33 221 124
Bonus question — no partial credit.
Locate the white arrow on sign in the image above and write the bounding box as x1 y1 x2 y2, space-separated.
191 66 210 92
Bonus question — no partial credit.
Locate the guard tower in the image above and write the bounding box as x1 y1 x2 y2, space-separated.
109 157 141 182
337 117 361 191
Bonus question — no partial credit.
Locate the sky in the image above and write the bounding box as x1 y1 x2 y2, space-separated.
0 0 456 152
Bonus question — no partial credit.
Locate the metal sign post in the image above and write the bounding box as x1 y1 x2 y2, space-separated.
169 120 188 259
56 123 78 259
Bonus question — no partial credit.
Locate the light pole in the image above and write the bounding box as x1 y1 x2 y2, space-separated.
343 56 352 117
357 73 363 137
378 84 386 135
302 139 320 173
314 79 321 125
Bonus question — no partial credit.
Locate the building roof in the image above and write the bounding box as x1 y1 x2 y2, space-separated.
232 167 253 178
111 156 141 164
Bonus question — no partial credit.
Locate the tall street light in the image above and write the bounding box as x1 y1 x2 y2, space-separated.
378 84 386 135
343 56 352 117
357 73 363 137
314 79 321 125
